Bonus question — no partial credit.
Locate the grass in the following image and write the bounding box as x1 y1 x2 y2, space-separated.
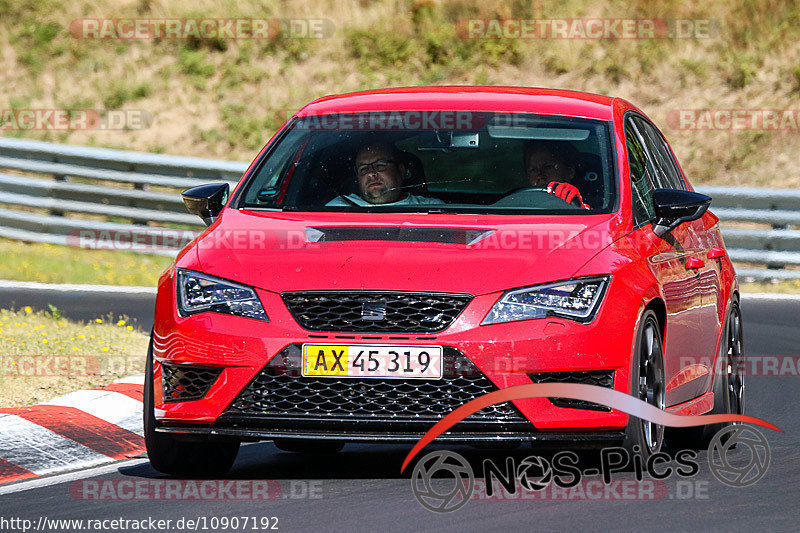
0 238 172 286
0 0 795 184
1 1 800 294
0 306 149 407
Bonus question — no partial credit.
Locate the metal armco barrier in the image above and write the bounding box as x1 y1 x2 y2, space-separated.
0 137 794 280
695 186 800 280
0 137 245 256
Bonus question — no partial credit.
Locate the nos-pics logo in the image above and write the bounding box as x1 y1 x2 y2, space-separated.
410 425 771 513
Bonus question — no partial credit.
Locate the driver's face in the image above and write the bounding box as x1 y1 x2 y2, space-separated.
355 146 405 204
525 146 574 187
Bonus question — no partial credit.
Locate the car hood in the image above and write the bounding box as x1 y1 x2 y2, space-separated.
188 209 626 296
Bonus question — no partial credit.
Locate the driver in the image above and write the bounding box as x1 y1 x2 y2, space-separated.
327 142 444 206
524 140 590 209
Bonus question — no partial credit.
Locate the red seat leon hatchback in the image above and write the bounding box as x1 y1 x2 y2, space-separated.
145 87 743 476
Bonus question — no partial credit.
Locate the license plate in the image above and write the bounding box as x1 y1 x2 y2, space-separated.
301 344 443 379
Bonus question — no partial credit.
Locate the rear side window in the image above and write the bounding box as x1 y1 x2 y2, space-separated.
631 116 686 190
624 119 656 225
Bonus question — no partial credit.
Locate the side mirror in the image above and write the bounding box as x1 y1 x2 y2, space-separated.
182 183 230 226
652 188 711 237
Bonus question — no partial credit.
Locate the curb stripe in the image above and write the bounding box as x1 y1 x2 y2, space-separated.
0 457 36 484
99 383 144 403
0 414 112 476
44 389 144 436
1 405 144 460
112 374 145 385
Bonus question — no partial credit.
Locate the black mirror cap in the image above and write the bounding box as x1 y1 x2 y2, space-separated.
652 188 711 237
182 183 230 226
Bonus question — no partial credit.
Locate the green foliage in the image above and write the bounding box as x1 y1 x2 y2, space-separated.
347 29 418 67
13 21 65 71
221 103 269 150
178 47 215 77
47 304 62 320
102 81 152 109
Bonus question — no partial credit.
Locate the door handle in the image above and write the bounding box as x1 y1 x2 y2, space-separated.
707 247 725 260
686 257 705 269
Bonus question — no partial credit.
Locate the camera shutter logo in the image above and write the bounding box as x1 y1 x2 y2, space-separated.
411 451 474 513
708 425 770 487
516 456 554 492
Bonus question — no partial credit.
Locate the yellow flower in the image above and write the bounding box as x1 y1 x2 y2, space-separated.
58 321 66 326
102 347 109 352
23 306 32 314
126 325 133 331
116 319 126 326
77 334 85 339
95 318 103 323
42 339 48 344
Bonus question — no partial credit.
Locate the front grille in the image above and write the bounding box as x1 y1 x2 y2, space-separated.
528 370 615 411
281 291 471 333
224 345 528 428
161 364 223 403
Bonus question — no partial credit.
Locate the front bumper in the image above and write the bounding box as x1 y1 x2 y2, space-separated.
152 273 641 440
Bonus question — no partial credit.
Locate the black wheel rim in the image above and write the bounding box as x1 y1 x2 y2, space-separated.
639 318 665 452
727 305 745 416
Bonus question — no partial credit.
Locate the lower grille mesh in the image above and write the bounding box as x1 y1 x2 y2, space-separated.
162 364 223 403
528 370 615 411
225 345 528 424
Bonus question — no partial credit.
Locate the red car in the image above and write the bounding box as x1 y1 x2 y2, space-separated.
145 87 743 476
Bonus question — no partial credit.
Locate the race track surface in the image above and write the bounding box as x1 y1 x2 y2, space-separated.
0 296 797 532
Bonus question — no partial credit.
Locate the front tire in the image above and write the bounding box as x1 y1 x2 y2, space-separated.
622 310 665 459
144 338 240 476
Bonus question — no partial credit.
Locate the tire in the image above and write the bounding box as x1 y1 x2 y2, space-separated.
622 310 665 460
667 299 745 450
273 439 344 454
144 338 240 477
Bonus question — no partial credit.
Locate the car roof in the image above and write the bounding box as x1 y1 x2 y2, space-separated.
298 86 621 121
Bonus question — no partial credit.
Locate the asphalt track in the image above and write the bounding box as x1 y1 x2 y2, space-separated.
0 295 798 532
0 286 155 331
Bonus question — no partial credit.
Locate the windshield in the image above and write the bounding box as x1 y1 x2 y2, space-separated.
237 112 616 214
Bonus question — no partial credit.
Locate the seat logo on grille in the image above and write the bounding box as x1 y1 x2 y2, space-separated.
361 301 386 321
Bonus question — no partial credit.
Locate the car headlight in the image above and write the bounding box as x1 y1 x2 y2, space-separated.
177 269 268 321
482 276 610 325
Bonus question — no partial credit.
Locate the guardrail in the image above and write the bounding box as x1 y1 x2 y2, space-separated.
695 186 800 280
0 137 245 256
0 137 795 279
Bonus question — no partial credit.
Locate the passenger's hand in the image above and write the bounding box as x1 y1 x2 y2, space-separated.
546 182 590 209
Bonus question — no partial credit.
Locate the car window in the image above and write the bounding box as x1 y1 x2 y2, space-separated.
237 112 617 214
631 116 686 190
624 119 656 225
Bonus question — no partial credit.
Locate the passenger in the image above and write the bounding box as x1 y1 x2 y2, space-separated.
524 140 589 209
327 142 444 206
